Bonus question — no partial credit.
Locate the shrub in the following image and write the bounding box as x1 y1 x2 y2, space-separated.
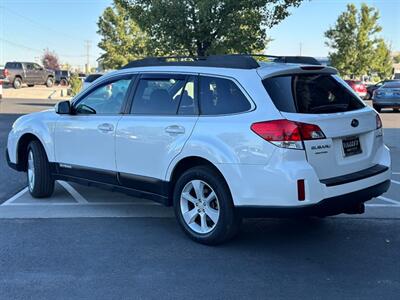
68 74 82 96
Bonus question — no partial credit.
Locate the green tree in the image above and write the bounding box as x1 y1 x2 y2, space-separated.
97 1 149 69
372 39 393 79
325 3 393 79
116 0 305 56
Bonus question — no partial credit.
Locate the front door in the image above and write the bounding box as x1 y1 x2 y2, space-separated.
24 63 37 85
116 74 199 194
54 75 135 184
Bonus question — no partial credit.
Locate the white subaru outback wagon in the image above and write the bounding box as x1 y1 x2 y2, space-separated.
6 55 391 244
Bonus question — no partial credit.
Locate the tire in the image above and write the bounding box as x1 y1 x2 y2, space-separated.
60 78 68 86
13 77 22 89
173 166 240 245
373 104 381 113
366 92 371 100
26 140 54 198
46 77 54 88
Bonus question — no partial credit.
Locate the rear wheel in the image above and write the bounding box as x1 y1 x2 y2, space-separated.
373 104 381 113
26 140 54 198
60 78 68 86
173 166 240 245
13 77 22 89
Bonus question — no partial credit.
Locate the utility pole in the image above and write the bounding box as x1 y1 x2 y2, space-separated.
84 40 92 74
299 42 303 56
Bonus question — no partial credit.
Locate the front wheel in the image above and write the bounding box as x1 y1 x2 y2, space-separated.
27 140 54 198
173 166 240 245
46 77 54 87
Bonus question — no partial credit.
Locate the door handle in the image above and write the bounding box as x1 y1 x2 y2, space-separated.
98 123 114 132
165 125 185 134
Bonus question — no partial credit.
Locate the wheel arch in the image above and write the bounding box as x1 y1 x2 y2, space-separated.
167 156 232 206
16 133 46 171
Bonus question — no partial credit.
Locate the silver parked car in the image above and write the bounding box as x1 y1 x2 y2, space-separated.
372 81 400 112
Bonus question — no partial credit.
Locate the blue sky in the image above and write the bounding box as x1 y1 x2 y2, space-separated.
0 0 399 68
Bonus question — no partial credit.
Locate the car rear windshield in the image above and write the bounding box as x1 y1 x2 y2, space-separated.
383 82 400 88
263 74 365 114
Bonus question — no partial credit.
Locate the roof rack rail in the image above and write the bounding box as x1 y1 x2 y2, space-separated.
121 54 322 70
121 55 260 70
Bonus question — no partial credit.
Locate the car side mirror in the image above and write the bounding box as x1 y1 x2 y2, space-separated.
55 100 71 114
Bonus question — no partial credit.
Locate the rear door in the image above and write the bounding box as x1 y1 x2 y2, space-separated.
115 73 199 189
263 73 379 180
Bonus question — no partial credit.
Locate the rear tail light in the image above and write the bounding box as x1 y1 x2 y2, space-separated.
376 114 382 129
376 114 383 137
250 119 325 150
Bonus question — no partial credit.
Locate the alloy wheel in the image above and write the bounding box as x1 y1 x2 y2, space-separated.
27 150 35 191
180 179 220 234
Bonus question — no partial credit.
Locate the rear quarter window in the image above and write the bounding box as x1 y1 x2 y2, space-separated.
199 76 251 115
263 74 365 114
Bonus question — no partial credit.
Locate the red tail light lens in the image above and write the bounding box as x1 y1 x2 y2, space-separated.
251 119 325 149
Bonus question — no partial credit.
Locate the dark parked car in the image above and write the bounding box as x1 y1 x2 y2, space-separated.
372 81 400 112
366 79 400 100
3 62 55 89
82 73 103 90
55 70 71 86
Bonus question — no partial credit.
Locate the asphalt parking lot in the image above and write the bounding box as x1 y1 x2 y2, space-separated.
0 97 399 299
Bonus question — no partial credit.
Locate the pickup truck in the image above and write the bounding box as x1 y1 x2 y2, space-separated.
3 62 55 89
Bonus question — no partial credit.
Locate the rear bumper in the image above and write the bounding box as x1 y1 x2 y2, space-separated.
372 99 400 107
236 179 390 217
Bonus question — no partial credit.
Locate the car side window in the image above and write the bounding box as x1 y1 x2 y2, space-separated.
25 63 34 70
199 76 251 115
131 76 187 115
74 77 132 115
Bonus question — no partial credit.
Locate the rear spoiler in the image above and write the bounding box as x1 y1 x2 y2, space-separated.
257 65 338 79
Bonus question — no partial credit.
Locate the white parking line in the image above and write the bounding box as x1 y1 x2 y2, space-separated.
58 181 88 203
391 179 400 185
377 196 400 205
4 202 160 206
1 187 28 206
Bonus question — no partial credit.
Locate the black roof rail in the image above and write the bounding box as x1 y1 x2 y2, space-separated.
121 55 260 70
121 54 322 70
